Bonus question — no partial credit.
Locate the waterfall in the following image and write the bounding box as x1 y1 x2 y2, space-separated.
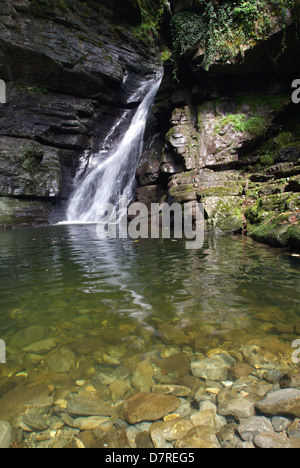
66 73 162 224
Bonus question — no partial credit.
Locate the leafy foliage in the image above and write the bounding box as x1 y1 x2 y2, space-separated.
131 0 167 47
171 0 296 71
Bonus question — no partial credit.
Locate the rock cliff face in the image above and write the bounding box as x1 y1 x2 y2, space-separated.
1 0 300 251
0 0 160 226
136 0 300 250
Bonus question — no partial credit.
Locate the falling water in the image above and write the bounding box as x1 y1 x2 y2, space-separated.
66 73 162 224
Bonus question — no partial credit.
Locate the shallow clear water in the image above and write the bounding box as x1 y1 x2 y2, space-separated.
0 225 300 396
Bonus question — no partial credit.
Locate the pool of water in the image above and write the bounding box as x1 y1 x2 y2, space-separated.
0 225 300 428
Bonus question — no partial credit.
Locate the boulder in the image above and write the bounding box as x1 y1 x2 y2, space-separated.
238 416 275 442
256 388 300 417
121 392 181 424
0 384 51 424
175 427 221 449
190 357 230 381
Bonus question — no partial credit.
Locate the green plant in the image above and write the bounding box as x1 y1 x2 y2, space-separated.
216 114 268 137
131 0 166 47
16 84 49 94
171 0 296 74
260 151 276 166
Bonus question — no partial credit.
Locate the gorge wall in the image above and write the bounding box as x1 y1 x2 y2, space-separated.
136 0 300 251
1 0 300 252
0 0 161 226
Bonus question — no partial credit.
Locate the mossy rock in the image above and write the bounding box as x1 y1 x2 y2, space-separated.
169 184 197 203
245 193 300 225
245 191 300 250
203 196 244 233
248 216 300 251
196 183 244 199
0 197 52 228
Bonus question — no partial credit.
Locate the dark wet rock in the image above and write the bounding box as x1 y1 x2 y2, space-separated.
136 138 165 187
0 3 157 100
0 197 52 228
0 87 95 151
121 392 181 424
134 184 167 209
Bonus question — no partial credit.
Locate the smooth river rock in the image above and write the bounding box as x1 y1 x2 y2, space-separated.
190 357 229 381
253 432 292 449
175 427 221 449
256 388 300 417
0 384 51 424
151 384 192 397
0 421 12 448
238 416 275 442
150 417 194 448
121 392 181 424
66 396 114 417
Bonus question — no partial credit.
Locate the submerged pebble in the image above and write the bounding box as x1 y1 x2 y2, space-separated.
1 329 300 449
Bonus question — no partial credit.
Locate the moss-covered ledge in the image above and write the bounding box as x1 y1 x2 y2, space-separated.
245 193 300 250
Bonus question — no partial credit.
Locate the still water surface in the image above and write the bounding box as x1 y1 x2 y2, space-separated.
0 225 300 391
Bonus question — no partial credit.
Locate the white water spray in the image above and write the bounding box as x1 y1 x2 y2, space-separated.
66 74 162 224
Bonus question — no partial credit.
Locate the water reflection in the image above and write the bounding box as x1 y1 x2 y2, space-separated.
0 226 299 340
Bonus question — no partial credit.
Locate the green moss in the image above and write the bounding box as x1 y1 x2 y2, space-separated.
260 152 276 166
248 217 300 249
130 0 166 47
197 184 244 198
216 114 268 137
236 94 290 113
17 84 49 95
171 0 295 74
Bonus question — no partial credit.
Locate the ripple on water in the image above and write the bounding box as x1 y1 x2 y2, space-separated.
0 226 300 441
